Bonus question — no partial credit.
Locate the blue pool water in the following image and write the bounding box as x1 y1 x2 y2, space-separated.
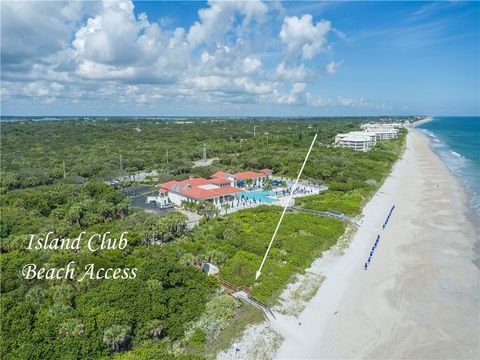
236 190 278 204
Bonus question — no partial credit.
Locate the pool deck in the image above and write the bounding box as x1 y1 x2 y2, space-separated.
223 182 327 215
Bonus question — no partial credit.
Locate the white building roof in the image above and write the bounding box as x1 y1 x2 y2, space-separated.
338 134 373 142
336 131 376 141
365 128 398 134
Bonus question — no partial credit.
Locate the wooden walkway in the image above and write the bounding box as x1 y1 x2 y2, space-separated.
214 275 276 320
288 206 349 221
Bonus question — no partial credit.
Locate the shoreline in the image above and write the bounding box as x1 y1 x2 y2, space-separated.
411 115 433 127
415 119 480 219
272 127 479 359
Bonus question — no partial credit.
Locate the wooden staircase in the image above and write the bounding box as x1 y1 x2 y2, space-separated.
214 275 276 320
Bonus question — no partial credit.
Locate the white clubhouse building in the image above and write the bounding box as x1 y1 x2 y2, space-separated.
156 169 271 207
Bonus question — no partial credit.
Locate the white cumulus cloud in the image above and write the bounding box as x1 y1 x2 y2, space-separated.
72 0 188 83
187 0 268 47
0 0 387 114
325 60 343 75
243 57 263 74
279 14 331 60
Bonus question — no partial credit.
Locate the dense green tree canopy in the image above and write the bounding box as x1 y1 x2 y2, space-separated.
1 117 407 359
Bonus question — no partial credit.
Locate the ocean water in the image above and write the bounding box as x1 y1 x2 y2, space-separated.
417 116 479 215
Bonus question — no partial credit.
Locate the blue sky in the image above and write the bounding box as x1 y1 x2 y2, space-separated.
1 1 479 116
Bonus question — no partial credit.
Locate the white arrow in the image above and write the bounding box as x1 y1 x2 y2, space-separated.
255 133 318 281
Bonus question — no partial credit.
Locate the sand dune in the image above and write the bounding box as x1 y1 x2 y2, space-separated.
273 129 479 359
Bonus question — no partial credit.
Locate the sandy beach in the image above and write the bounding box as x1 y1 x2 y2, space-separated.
272 128 480 359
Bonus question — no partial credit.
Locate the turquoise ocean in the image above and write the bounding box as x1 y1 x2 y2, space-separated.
417 116 479 215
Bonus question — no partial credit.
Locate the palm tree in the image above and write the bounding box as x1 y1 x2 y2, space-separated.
103 325 130 352
2 234 25 252
25 287 48 305
52 284 74 305
59 319 84 337
180 253 196 267
222 202 230 215
66 204 83 226
202 203 217 220
213 205 220 218
195 201 205 215
263 178 273 191
148 319 164 340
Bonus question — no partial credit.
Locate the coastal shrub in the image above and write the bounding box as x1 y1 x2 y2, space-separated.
112 340 204 360
190 207 345 303
296 190 365 216
185 294 240 343
188 329 206 345
0 119 407 358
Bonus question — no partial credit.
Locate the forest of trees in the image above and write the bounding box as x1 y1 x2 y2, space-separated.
0 117 406 189
0 117 408 359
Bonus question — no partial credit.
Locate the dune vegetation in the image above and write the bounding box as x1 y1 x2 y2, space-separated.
1 118 407 358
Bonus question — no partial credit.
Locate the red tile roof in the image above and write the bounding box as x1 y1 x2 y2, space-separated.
210 178 232 185
159 180 180 191
159 177 241 200
260 168 273 173
210 171 232 179
186 178 212 186
234 171 266 180
159 178 211 189
182 186 242 200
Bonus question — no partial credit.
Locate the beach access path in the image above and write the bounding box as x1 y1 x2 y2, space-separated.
273 128 479 359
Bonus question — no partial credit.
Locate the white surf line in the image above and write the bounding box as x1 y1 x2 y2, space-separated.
255 134 318 281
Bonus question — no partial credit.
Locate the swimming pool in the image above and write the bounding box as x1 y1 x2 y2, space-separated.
235 190 278 204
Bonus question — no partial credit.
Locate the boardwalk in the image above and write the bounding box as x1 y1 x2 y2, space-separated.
215 276 276 320
288 206 349 221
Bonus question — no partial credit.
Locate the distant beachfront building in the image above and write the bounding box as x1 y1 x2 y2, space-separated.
361 123 403 130
335 133 376 152
366 128 398 140
360 123 400 140
335 122 401 151
156 169 270 207
337 131 377 145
